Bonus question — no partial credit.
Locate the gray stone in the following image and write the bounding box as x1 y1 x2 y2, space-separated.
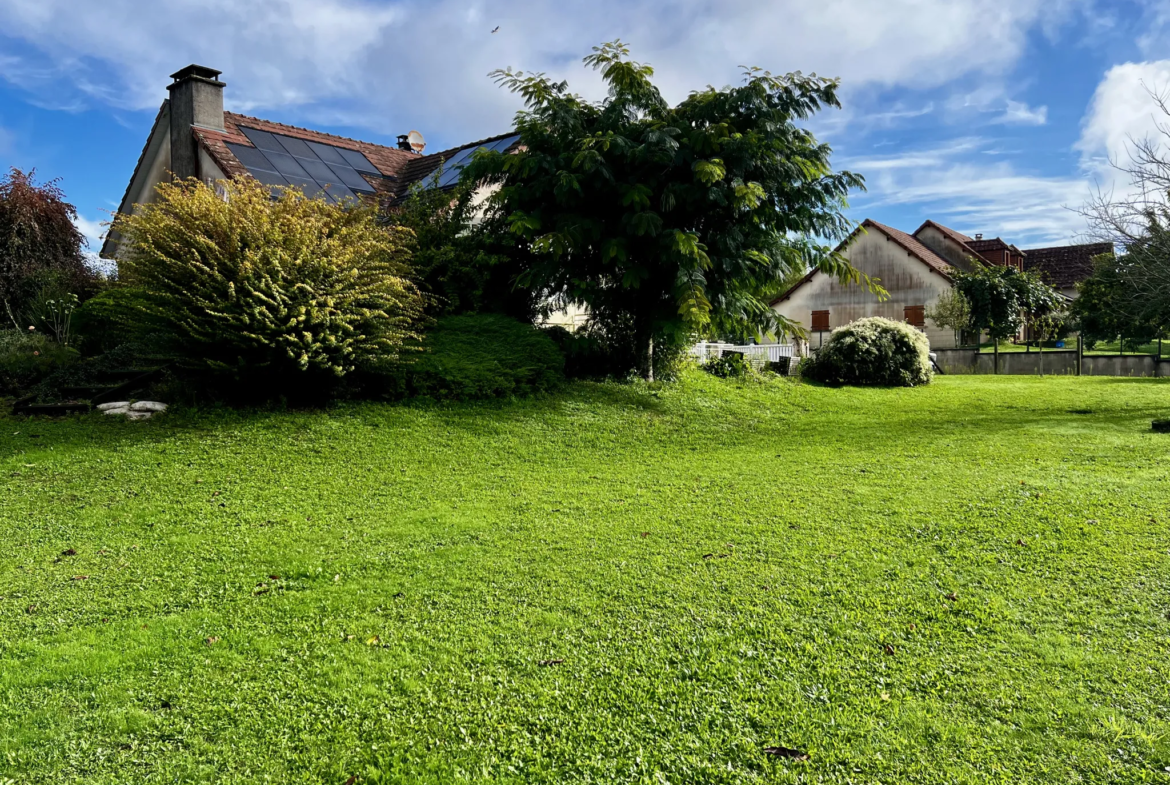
96 401 131 412
130 401 168 413
101 407 131 416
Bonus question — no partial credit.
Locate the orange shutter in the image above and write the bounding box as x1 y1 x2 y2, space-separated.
904 305 925 327
811 310 830 331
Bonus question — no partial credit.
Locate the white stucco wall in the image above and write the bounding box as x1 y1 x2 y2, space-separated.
771 228 959 349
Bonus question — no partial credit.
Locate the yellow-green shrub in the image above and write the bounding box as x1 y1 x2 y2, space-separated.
114 178 425 382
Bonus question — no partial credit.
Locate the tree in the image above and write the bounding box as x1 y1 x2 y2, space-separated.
952 264 1061 373
113 177 425 386
925 288 971 347
380 179 542 321
1071 249 1161 350
1078 87 1170 333
0 168 93 330
462 41 875 379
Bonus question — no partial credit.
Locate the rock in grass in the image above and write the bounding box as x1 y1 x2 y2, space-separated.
131 401 168 413
96 401 131 412
101 406 131 416
1153 419 1170 433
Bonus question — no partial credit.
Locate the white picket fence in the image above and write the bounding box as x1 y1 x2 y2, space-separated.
689 341 805 373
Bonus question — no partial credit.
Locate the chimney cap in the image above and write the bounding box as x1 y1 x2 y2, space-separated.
975 233 983 240
169 64 224 86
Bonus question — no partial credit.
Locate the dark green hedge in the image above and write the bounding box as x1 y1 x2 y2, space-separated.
381 314 564 400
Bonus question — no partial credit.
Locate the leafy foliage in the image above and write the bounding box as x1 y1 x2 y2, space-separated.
701 351 762 380
0 169 94 329
0 328 78 395
1071 239 1162 348
381 181 540 320
802 316 932 387
378 314 564 399
462 41 874 377
112 178 425 386
952 265 1062 343
925 288 972 346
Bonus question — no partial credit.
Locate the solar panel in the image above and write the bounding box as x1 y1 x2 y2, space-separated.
283 176 333 202
338 148 380 174
275 135 317 160
490 135 520 153
247 169 289 188
226 143 278 173
233 126 387 202
306 140 349 166
326 164 376 193
261 150 311 179
239 127 285 152
296 157 343 185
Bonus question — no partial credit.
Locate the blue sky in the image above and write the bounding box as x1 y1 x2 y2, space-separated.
2 0 1170 255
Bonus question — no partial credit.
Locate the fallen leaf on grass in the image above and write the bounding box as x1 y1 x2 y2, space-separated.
881 691 890 701
268 574 281 580
253 587 270 596
61 548 76 557
702 553 714 560
640 532 650 538
538 659 565 667
946 592 958 601
343 776 357 785
366 636 381 646
1016 539 1027 547
763 746 809 761
71 575 88 581
205 636 220 645
883 644 896 656
25 605 36 614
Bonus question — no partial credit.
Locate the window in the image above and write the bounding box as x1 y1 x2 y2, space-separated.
904 305 925 328
811 310 830 331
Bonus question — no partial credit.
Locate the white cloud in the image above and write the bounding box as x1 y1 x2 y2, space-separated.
845 141 1091 246
0 0 1090 146
1076 59 1170 184
72 214 104 251
991 99 1048 125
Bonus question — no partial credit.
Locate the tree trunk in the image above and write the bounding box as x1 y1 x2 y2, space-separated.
646 336 654 383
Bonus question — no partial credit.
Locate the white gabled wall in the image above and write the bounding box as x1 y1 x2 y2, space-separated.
772 228 959 349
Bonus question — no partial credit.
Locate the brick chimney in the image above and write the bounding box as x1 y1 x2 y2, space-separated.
167 65 225 181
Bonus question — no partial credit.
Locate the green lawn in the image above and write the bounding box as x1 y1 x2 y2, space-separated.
2 374 1169 784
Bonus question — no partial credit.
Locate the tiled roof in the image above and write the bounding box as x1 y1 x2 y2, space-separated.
195 111 517 202
1022 242 1114 289
913 219 973 247
865 220 954 277
965 237 1011 253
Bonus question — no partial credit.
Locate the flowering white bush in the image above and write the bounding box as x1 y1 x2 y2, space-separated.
803 316 932 387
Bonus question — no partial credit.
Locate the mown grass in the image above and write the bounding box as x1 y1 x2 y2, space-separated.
1 373 1168 784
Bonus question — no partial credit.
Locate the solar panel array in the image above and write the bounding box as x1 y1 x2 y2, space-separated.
428 135 520 189
227 127 384 203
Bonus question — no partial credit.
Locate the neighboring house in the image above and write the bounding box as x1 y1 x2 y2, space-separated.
1021 242 1114 300
101 65 519 259
770 218 1110 348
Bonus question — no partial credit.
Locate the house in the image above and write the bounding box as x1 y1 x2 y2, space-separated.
770 218 1110 348
1021 242 1114 299
101 65 518 259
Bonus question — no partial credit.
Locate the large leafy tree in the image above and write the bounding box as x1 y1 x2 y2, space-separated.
952 264 1062 371
1072 242 1162 349
462 41 872 378
0 168 93 329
